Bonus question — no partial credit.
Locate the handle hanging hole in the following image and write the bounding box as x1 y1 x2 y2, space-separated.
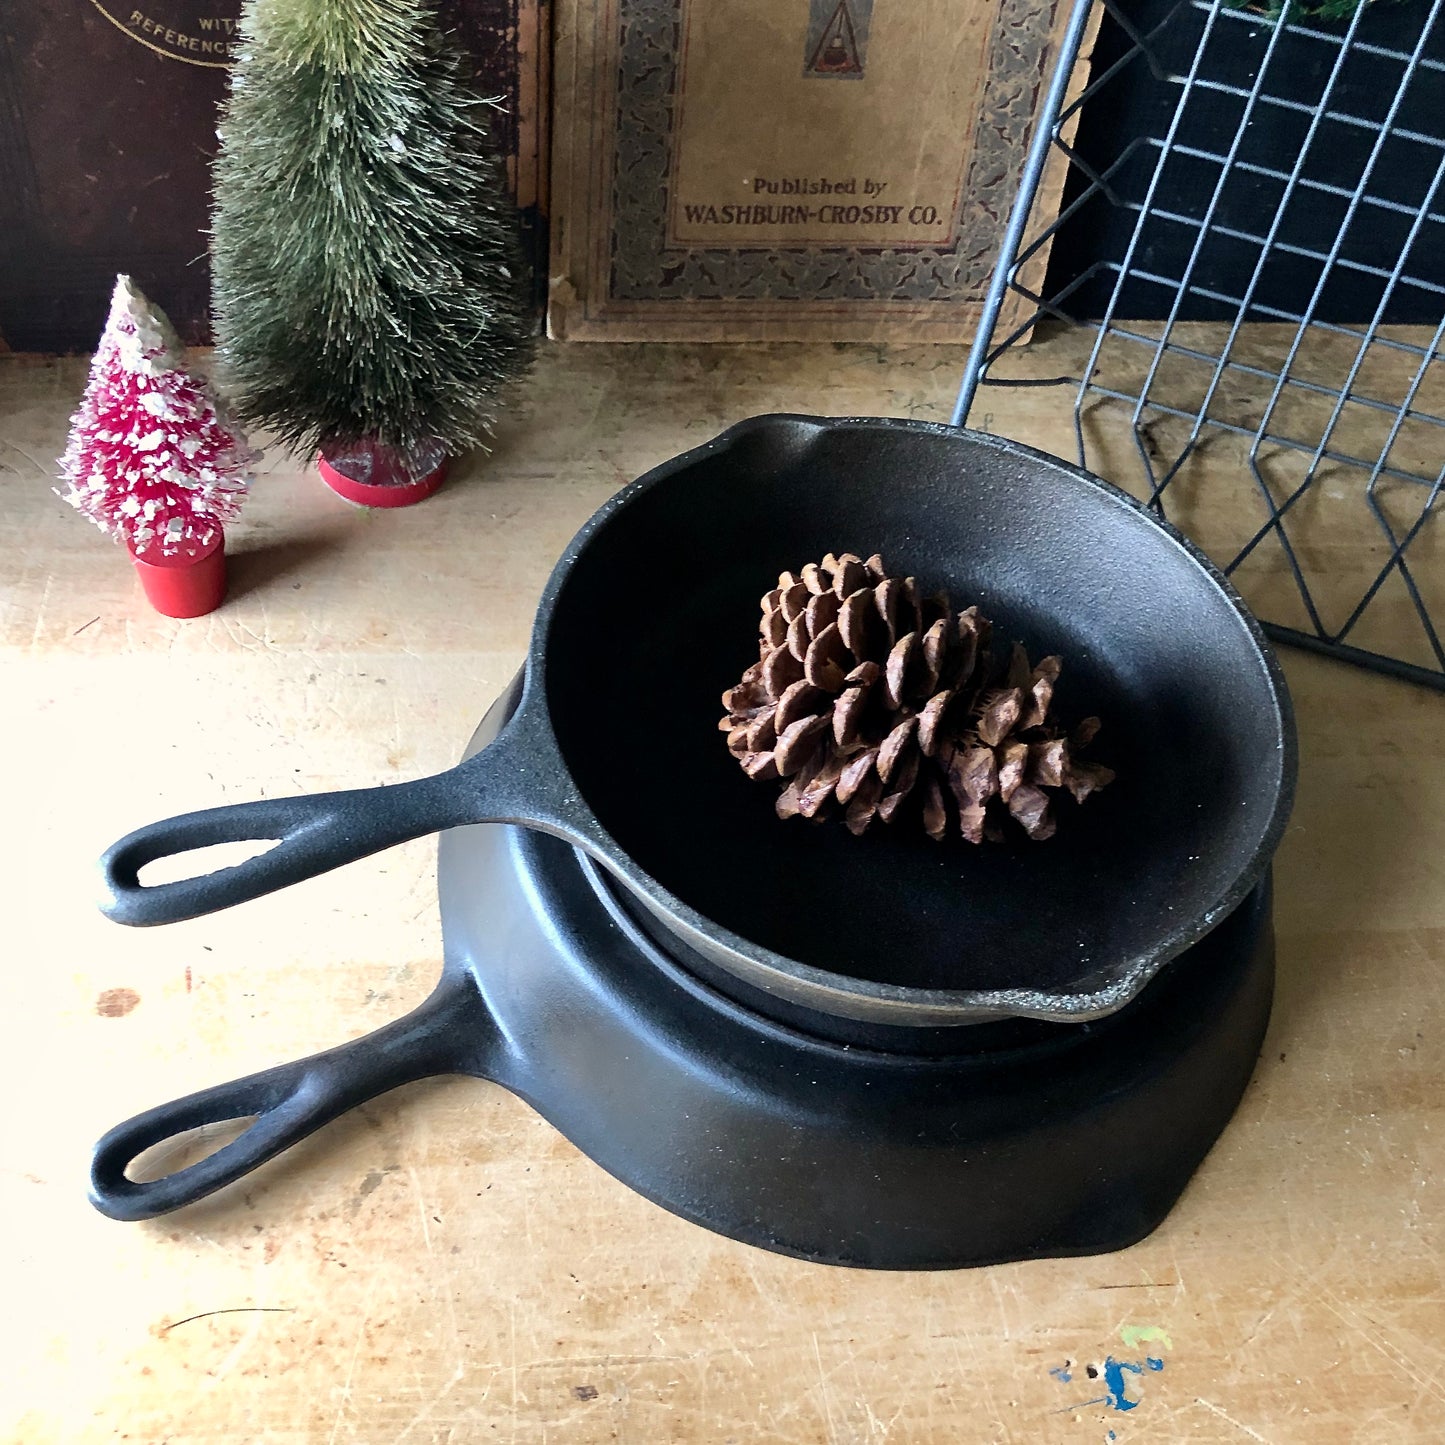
137 839 280 887
125 1116 259 1183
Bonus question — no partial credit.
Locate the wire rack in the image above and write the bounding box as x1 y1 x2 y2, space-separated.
955 0 1445 690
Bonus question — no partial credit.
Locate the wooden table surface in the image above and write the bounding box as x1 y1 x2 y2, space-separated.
2 336 1441 1444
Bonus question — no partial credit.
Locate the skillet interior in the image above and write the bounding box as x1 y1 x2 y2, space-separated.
543 417 1291 999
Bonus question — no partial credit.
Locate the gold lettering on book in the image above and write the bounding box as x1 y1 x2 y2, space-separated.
87 1 240 68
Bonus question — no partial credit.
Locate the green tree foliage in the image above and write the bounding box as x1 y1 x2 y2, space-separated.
211 0 533 469
1225 0 1411 23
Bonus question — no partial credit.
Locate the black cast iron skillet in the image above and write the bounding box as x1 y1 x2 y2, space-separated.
98 416 1296 1026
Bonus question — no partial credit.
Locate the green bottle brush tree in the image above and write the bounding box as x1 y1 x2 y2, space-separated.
1225 0 1412 24
211 0 534 505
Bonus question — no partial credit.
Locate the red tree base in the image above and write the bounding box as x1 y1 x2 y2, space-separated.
128 532 226 618
317 438 449 508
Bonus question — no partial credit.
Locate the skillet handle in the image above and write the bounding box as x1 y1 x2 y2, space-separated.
90 972 492 1221
99 771 480 927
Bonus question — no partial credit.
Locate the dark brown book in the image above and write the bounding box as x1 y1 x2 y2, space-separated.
0 1 547 353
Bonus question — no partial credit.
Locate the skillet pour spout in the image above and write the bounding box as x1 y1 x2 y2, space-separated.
96 415 1296 1027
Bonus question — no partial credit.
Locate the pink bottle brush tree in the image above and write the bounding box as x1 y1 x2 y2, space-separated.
59 275 257 616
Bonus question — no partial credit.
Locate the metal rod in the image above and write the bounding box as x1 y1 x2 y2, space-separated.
1230 0 1445 577
1182 78 1445 150
1069 0 1229 476
951 0 1099 428
1137 0 1372 510
1261 624 1445 693
1091 325 1445 431
1130 206 1445 299
1124 2 1297 504
1145 142 1445 227
1088 267 1444 358
1353 451 1445 662
1075 384 1443 489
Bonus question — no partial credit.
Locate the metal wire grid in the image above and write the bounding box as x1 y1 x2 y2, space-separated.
955 0 1445 690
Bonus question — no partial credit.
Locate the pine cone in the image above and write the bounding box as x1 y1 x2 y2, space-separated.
720 553 1115 842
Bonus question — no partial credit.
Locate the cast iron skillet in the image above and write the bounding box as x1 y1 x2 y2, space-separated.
98 416 1296 1025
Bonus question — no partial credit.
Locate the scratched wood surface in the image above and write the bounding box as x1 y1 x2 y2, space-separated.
2 335 1441 1444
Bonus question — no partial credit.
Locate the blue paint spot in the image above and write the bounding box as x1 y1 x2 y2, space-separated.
1054 1352 1166 1417
1101 1356 1143 1411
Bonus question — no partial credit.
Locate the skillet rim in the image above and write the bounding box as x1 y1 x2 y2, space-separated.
517 413 1297 1024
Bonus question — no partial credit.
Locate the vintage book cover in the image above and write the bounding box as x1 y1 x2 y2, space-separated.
549 0 1090 341
0 1 548 353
